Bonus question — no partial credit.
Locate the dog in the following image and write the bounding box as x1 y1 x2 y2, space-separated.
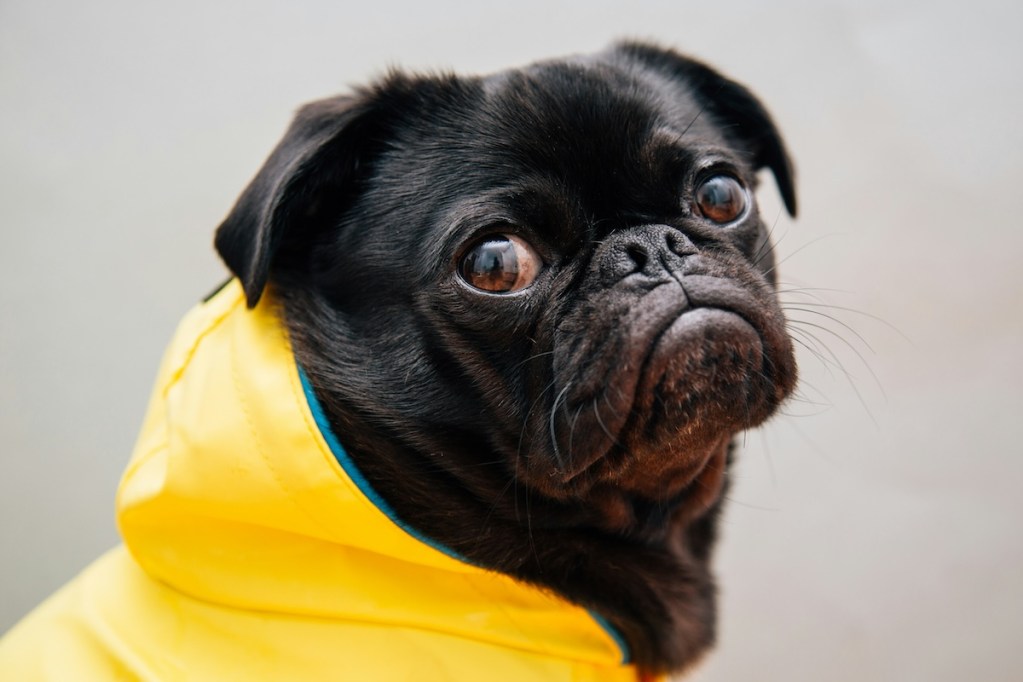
0 41 796 680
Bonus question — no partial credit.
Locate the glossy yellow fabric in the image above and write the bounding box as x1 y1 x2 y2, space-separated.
0 280 646 681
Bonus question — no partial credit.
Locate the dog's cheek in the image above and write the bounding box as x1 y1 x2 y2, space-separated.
410 283 562 448
746 218 778 283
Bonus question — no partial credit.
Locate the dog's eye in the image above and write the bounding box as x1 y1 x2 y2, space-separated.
459 234 541 294
694 175 748 224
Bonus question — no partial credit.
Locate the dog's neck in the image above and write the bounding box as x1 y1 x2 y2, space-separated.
282 289 728 675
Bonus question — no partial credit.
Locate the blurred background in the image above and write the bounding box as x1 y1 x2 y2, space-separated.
2 1 1020 679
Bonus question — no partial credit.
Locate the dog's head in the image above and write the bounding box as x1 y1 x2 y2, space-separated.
215 42 797 534
215 41 797 531
214 41 798 672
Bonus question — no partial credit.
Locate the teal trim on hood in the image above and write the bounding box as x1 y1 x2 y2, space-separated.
296 364 632 665
297 364 469 563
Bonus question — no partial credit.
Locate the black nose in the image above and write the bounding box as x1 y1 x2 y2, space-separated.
598 224 697 285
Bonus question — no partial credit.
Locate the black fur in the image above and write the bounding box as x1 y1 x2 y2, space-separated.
215 41 797 676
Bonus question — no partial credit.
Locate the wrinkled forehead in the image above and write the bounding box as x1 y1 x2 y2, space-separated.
473 59 733 174
364 58 754 262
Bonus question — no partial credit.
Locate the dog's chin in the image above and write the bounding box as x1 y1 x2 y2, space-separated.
626 307 765 456
522 287 794 516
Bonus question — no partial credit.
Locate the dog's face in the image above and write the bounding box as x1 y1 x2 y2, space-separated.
216 43 797 536
214 42 798 672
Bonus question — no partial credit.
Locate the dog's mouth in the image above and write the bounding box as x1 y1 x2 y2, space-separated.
524 272 795 503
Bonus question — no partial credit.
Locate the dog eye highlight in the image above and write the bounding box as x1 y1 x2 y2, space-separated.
459 234 541 294
694 175 748 224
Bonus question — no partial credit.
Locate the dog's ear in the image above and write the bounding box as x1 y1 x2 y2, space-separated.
615 41 797 217
214 94 381 307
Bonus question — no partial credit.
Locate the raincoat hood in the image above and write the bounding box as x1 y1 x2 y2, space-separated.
0 280 648 681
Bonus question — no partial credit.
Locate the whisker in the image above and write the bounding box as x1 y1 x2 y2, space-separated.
593 399 621 448
720 495 782 513
752 208 789 268
788 329 836 375
518 379 557 468
752 429 777 488
775 285 857 301
783 306 877 355
761 234 845 280
777 400 835 419
509 349 555 373
783 301 913 344
602 390 625 422
786 321 881 427
548 382 574 467
567 403 584 467
788 318 886 400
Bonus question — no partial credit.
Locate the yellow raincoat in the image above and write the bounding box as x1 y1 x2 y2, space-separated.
0 280 649 681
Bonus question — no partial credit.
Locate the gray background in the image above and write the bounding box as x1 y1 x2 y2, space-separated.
2 1 1021 680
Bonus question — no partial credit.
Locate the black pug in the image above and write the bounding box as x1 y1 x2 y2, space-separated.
217 40 797 676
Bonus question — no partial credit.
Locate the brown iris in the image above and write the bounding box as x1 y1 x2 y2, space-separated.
694 175 748 224
459 234 541 293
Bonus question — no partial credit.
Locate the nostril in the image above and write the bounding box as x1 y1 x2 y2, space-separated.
666 230 698 257
601 227 696 284
625 244 648 271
